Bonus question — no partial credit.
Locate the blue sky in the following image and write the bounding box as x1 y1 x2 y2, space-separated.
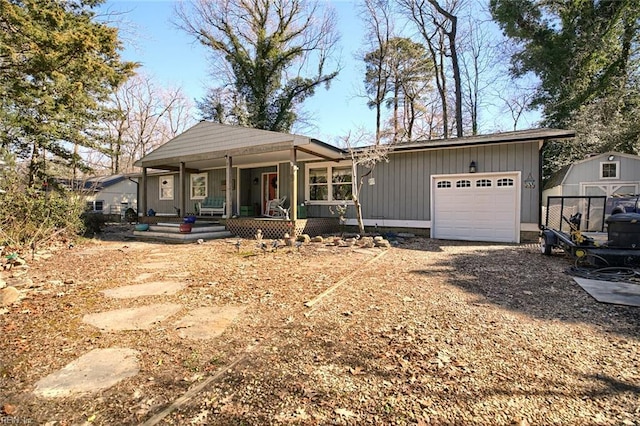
100 0 373 144
99 0 540 144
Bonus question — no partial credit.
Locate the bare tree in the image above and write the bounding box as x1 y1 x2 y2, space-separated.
99 73 196 174
459 13 498 135
399 0 464 138
176 0 340 132
339 130 391 235
359 0 394 144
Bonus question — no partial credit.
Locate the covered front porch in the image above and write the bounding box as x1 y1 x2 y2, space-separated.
133 122 348 240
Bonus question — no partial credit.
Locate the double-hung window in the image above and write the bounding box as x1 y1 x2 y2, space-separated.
159 175 174 200
190 173 208 199
306 163 353 203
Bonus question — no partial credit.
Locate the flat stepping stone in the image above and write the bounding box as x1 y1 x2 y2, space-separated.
133 272 156 282
174 306 245 339
83 303 182 331
136 261 174 270
101 281 186 299
33 348 139 398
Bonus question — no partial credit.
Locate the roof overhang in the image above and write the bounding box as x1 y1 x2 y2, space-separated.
388 128 576 153
134 122 345 172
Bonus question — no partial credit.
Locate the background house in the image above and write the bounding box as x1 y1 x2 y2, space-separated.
76 174 138 218
135 122 575 243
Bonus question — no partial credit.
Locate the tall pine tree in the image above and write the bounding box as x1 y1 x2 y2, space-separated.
0 0 136 187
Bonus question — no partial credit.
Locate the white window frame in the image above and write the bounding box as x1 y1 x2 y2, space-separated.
190 173 208 200
305 161 354 205
600 161 619 179
86 200 104 212
159 175 174 200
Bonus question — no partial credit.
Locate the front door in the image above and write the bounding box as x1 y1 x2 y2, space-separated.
262 172 278 214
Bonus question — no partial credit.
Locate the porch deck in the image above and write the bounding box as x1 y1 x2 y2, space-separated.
135 216 339 241
226 217 338 239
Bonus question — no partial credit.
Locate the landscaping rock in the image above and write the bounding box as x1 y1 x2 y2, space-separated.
6 277 34 288
0 286 19 306
298 234 311 243
310 236 323 243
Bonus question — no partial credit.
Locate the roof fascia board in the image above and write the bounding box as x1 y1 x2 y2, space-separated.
388 129 575 154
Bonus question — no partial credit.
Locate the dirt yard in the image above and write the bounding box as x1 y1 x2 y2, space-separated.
1 224 639 425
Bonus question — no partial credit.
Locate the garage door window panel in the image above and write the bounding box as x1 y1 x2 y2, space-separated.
476 179 492 187
456 180 471 188
497 178 514 187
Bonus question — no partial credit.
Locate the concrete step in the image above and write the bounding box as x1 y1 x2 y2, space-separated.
149 224 226 234
133 230 233 243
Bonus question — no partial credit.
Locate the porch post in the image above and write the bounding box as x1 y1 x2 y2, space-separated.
225 155 232 218
179 161 186 217
141 167 147 217
290 147 298 220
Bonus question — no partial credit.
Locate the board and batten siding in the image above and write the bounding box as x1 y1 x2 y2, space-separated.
146 168 237 215
358 141 540 224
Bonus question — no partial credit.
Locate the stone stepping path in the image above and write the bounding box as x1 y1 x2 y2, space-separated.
33 348 139 398
82 303 182 331
101 281 186 299
174 306 246 340
34 254 246 399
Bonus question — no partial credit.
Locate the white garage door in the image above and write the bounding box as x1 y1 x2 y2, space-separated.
432 173 520 243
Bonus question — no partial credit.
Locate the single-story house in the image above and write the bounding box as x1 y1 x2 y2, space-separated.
134 122 575 243
60 174 138 217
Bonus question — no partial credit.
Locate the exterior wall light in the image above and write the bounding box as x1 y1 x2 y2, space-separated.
608 154 615 161
469 161 477 173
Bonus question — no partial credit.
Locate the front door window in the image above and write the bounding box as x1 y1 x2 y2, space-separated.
262 172 278 214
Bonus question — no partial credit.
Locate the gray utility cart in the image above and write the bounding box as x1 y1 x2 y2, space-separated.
540 195 640 267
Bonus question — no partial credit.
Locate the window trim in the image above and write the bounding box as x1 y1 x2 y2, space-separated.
305 161 354 205
86 200 104 212
600 161 619 180
159 175 174 200
190 172 208 200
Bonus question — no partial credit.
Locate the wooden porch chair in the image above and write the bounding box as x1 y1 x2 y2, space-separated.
264 196 287 218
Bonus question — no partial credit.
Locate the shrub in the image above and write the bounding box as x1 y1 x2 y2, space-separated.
0 151 85 253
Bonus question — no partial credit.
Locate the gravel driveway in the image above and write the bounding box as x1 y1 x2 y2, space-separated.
1 230 639 425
